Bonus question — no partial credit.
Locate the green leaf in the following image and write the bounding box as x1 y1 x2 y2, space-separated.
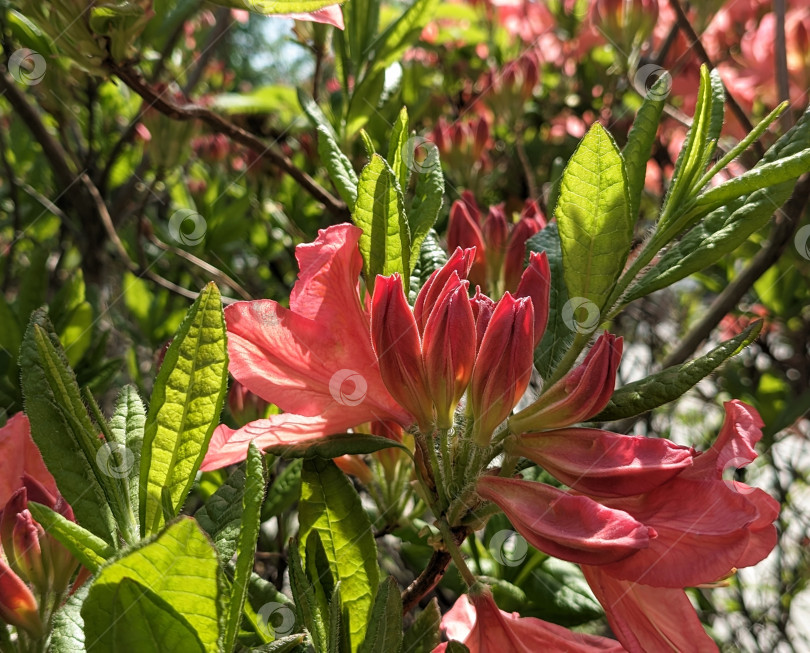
224 443 266 653
318 126 359 209
27 502 114 572
623 75 669 221
352 154 410 293
50 583 89 653
84 578 207 653
366 0 439 76
388 107 411 192
405 141 444 268
140 283 229 535
262 432 410 459
346 71 386 136
299 458 380 652
359 577 402 653
82 517 222 653
445 642 470 653
108 385 145 538
626 179 795 301
20 311 116 544
527 224 573 380
409 230 447 302
196 461 249 562
595 322 762 421
289 541 328 651
555 123 632 314
209 0 344 15
344 0 380 69
327 581 343 653
262 459 303 519
251 634 308 652
401 598 441 653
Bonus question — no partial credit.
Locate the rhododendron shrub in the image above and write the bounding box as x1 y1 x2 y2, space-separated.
3 0 810 651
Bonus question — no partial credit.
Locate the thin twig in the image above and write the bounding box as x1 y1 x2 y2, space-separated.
183 8 232 96
401 526 469 614
662 174 810 368
774 0 793 134
0 126 22 290
108 61 350 219
667 0 763 155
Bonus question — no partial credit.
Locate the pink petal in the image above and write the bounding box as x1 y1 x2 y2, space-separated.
581 565 718 653
476 476 652 565
201 410 364 470
0 414 59 508
282 5 344 29
509 428 694 497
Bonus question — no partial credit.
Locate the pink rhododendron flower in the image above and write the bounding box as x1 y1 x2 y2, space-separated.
434 590 624 652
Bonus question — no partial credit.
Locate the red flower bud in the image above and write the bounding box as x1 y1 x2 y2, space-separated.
470 286 496 350
473 116 490 159
482 204 509 283
503 202 546 292
371 274 433 430
515 251 551 347
422 273 477 428
414 247 475 332
447 200 487 291
469 293 534 445
0 557 42 637
509 332 622 433
12 510 46 591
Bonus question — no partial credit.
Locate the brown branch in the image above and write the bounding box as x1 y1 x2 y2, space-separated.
183 8 232 96
667 0 763 155
401 526 469 615
662 173 810 368
108 61 350 220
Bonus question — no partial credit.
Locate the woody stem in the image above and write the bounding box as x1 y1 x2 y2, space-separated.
436 519 477 588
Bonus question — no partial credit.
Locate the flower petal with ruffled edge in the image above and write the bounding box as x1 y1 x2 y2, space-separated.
0 413 59 507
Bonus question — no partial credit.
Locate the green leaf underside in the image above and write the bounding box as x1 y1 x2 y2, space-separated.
289 541 328 650
298 458 380 652
318 126 359 209
353 154 410 292
261 431 410 459
27 502 114 572
555 123 632 313
81 518 221 653
595 321 762 421
196 462 249 562
20 312 116 543
50 584 90 653
140 283 228 536
109 385 145 538
358 577 403 653
527 224 573 381
223 443 266 653
401 598 442 653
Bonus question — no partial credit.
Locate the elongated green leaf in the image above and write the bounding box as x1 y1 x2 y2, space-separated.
289 541 328 651
262 431 410 459
367 0 440 76
691 147 810 210
595 322 762 421
346 71 386 135
299 458 380 652
82 518 222 653
109 385 145 538
20 311 116 543
344 0 380 69
657 65 717 233
262 459 303 520
388 107 411 192
328 581 343 653
85 578 206 653
626 177 795 301
209 0 343 15
555 123 631 313
224 443 266 653
623 75 668 221
140 283 228 535
252 634 308 652
401 598 441 653
50 584 89 653
406 142 444 268
196 461 249 562
27 502 114 572
318 126 358 209
352 154 410 292
527 224 573 380
298 89 338 139
359 577 402 653
410 230 447 302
